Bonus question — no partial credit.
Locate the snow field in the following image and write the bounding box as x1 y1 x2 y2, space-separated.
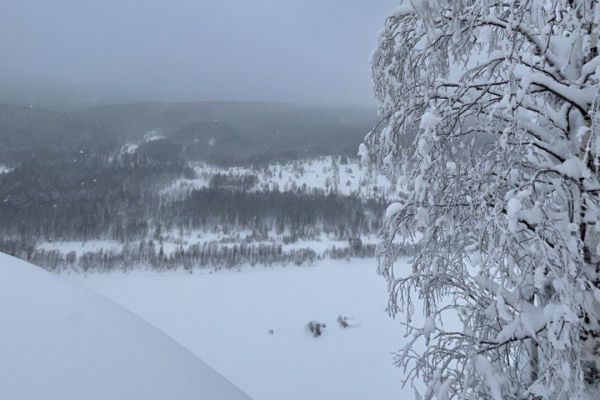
70 259 422 400
161 156 394 199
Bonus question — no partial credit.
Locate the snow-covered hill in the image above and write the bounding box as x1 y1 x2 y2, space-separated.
0 252 250 400
161 157 394 199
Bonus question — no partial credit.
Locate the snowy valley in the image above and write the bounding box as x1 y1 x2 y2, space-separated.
5 0 600 398
0 100 413 399
0 150 419 399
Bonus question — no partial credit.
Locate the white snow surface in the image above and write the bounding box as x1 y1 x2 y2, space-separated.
419 111 442 131
69 259 414 400
144 130 164 142
0 252 250 400
37 239 122 253
161 157 394 199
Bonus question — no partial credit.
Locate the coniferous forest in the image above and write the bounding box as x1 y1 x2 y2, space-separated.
0 109 392 272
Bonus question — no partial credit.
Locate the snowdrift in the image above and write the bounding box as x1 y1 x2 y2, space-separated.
0 252 250 400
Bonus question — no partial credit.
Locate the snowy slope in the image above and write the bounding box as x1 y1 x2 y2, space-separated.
161 157 394 199
0 252 251 400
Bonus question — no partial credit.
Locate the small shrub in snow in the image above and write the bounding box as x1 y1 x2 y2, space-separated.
337 315 350 328
306 321 326 338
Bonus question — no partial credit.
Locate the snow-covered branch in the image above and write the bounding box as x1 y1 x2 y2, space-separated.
369 1 600 399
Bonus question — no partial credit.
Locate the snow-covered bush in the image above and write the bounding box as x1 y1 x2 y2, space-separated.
337 315 350 328
306 321 326 338
367 1 600 399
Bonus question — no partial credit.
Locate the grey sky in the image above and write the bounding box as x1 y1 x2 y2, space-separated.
0 0 397 106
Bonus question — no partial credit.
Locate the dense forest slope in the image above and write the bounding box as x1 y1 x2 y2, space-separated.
0 104 119 162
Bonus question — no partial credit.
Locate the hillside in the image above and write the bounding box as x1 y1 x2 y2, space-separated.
0 101 376 165
0 104 119 163
0 252 250 400
83 101 377 164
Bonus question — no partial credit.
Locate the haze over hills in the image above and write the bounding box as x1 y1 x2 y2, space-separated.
0 101 377 165
0 104 121 163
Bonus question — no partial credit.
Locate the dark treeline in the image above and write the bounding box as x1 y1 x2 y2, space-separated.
0 139 191 242
0 171 384 244
209 173 258 191
0 238 380 273
164 188 384 239
0 237 423 273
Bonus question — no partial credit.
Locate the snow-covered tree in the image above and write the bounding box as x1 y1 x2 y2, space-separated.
365 1 600 399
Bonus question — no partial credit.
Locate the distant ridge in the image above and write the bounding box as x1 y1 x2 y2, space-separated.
0 101 376 165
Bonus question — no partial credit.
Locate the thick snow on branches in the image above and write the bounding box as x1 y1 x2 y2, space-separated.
366 1 600 399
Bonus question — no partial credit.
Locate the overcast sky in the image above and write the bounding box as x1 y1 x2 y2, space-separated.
0 0 397 106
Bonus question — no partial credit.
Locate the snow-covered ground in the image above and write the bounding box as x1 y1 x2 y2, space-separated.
70 259 418 400
161 157 394 199
0 252 250 400
36 239 123 254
